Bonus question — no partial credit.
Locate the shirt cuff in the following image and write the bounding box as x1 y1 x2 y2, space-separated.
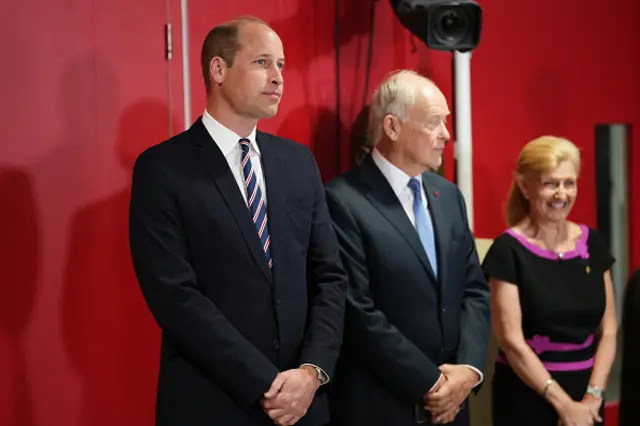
300 363 330 385
459 364 484 387
428 373 444 392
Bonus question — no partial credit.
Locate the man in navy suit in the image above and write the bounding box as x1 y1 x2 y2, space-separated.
129 16 346 426
325 70 490 426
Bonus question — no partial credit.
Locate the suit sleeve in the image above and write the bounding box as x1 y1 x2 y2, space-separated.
297 151 347 379
453 188 491 380
129 151 279 405
325 185 442 402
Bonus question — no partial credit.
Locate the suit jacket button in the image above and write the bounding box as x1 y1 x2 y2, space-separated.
275 298 281 306
273 340 280 350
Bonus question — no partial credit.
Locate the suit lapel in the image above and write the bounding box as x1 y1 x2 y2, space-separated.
358 156 437 282
422 174 449 290
188 118 273 284
256 132 288 286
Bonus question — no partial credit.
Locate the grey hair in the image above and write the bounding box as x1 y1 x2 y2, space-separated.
367 69 435 146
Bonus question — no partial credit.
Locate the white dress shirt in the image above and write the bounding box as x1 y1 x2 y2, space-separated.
371 149 430 227
201 110 330 385
201 109 266 206
371 149 484 390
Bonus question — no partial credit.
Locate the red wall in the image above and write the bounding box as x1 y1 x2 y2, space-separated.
0 0 637 425
0 0 182 424
471 0 640 271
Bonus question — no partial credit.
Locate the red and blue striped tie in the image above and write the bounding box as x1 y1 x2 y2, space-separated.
239 138 272 268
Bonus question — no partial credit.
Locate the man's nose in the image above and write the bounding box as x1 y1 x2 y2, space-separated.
441 124 451 141
270 65 283 86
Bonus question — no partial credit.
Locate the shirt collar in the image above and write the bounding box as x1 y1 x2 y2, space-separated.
371 148 425 201
201 109 260 157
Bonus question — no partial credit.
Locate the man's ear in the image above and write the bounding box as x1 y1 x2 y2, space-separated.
210 57 227 86
382 115 401 142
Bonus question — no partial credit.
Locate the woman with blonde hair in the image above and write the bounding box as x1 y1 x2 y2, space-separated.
482 136 617 425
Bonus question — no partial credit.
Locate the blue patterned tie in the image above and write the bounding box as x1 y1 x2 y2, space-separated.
408 178 438 277
239 138 272 268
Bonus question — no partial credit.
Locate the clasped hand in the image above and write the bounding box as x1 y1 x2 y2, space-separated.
261 367 320 426
556 395 602 426
424 364 478 424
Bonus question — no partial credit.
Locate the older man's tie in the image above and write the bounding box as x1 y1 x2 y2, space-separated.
239 138 272 268
408 178 437 277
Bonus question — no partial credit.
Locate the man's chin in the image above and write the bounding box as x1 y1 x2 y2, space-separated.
258 105 279 119
427 157 443 171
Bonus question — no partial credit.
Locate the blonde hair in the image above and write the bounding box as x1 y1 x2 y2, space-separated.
367 69 435 146
505 135 581 226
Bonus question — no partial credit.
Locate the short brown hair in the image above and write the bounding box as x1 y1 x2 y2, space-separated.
201 16 270 94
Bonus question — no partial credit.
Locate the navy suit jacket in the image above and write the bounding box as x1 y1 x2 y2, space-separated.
129 117 346 426
324 155 490 426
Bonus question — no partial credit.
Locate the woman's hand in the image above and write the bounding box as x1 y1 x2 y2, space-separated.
556 399 602 426
580 395 603 422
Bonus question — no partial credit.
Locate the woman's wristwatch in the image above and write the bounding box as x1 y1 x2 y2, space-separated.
585 385 605 399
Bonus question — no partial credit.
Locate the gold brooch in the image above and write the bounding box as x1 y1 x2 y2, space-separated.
586 266 591 274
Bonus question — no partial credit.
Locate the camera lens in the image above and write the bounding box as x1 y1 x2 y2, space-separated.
435 9 468 44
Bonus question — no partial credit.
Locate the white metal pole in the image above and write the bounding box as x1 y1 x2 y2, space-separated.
453 50 474 232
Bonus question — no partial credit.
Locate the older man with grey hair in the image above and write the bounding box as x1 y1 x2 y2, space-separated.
325 70 491 426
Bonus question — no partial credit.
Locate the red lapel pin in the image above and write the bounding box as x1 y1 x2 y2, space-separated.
434 191 439 197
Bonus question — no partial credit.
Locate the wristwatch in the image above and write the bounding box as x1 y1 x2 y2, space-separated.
586 386 604 399
302 364 329 385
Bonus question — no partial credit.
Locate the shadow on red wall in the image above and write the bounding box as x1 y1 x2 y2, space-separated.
266 0 409 180
61 98 178 425
268 0 374 67
0 167 38 426
276 106 348 181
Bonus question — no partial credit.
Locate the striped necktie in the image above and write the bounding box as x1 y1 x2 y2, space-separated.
239 138 272 268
